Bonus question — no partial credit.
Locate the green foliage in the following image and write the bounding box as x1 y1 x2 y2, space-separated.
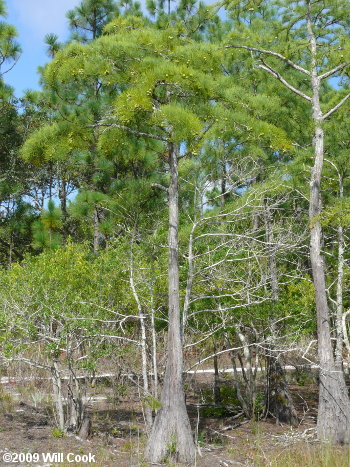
200 385 240 417
0 0 21 89
144 394 161 411
0 386 14 413
20 122 92 164
51 427 64 438
32 200 62 250
66 0 119 42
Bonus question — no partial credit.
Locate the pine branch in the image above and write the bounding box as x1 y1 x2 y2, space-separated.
322 92 350 120
319 63 348 81
225 44 310 76
88 122 168 142
258 62 312 102
0 56 20 76
180 122 215 159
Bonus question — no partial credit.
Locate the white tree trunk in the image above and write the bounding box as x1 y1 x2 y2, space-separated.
130 255 152 431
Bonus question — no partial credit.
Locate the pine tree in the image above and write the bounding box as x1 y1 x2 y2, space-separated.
32 199 62 250
66 0 119 41
0 0 21 97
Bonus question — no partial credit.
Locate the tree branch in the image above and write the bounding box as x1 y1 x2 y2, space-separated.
1 357 51 372
319 63 348 81
225 44 310 76
151 183 169 193
88 122 168 142
258 62 312 102
322 92 350 120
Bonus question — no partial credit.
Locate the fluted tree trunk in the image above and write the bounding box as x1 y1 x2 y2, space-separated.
306 5 350 443
146 143 195 463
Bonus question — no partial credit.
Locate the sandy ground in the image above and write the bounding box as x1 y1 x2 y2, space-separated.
0 377 322 467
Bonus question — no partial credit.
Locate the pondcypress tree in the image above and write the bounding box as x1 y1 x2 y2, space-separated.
41 15 224 462
225 0 350 444
20 4 291 460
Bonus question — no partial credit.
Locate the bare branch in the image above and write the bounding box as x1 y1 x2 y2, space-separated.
322 92 350 120
319 63 348 81
1 357 51 372
0 56 20 76
225 44 310 76
151 183 169 193
258 63 312 102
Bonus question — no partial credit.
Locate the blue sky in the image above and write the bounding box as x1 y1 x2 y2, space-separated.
6 0 82 96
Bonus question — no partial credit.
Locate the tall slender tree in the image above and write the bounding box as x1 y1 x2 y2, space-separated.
226 0 350 443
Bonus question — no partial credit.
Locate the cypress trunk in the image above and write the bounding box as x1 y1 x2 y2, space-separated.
310 124 350 443
145 144 195 463
306 5 350 442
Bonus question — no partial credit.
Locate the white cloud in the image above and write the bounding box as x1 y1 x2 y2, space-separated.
11 0 80 40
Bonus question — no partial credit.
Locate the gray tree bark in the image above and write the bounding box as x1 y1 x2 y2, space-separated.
129 250 153 431
307 4 350 443
145 143 195 463
51 361 64 431
335 171 345 368
213 342 222 406
266 355 298 426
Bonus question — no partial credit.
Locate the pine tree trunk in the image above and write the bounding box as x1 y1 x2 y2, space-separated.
220 159 228 208
8 237 13 268
307 5 350 443
145 144 195 463
58 179 68 237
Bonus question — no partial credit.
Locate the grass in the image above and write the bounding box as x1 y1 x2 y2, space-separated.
254 443 350 467
0 386 14 413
